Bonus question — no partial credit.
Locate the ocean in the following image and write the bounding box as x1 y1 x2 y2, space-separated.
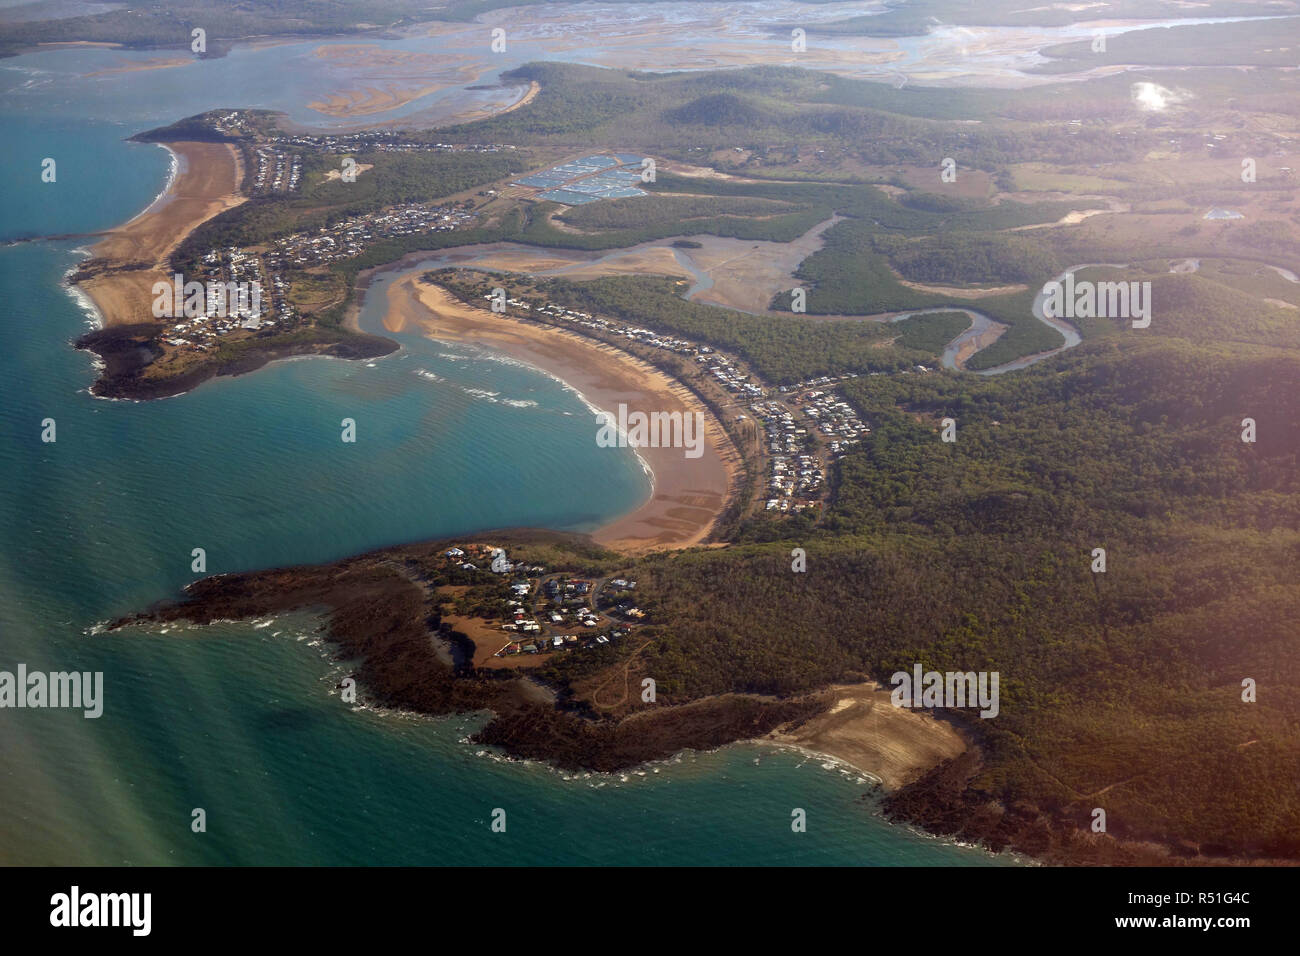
0 30 1012 866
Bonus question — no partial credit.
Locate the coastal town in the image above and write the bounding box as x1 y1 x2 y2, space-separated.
93 98 885 527
436 543 642 666
454 276 873 518
157 246 278 351
251 146 302 193
202 107 521 158
274 202 477 266
91 105 538 378
267 129 519 157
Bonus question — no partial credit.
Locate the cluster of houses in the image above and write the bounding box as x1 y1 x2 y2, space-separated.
251 146 302 193
748 400 824 512
159 247 279 352
798 389 869 456
479 283 885 518
697 351 764 399
484 288 778 403
609 324 697 355
767 452 823 511
501 576 633 658
267 131 517 155
601 578 645 620
436 545 644 660
482 288 770 400
259 252 297 325
276 203 476 266
441 544 542 577
746 384 871 512
206 109 259 138
488 291 707 358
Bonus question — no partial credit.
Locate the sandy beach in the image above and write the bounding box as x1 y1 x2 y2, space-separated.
380 275 742 554
75 141 245 328
767 683 968 789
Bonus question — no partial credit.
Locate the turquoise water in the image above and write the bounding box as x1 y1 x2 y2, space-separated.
0 31 1012 867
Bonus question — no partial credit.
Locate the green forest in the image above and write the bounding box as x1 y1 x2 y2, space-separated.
579 338 1300 857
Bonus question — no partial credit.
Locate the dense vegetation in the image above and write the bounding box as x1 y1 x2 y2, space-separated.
441 63 1157 169
522 198 832 250
892 312 971 354
600 340 1300 856
436 271 941 383
872 232 1061 286
1037 18 1300 73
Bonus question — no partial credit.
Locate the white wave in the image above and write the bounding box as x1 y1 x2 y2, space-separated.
62 258 104 330
137 143 180 219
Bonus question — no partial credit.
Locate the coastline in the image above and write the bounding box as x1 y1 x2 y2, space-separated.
764 683 967 790
107 530 966 798
72 140 246 329
70 136 397 399
377 274 743 555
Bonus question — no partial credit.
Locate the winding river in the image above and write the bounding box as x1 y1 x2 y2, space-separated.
360 232 1123 377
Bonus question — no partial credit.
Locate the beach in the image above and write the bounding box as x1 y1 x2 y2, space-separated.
74 140 245 328
767 683 968 789
379 274 742 554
